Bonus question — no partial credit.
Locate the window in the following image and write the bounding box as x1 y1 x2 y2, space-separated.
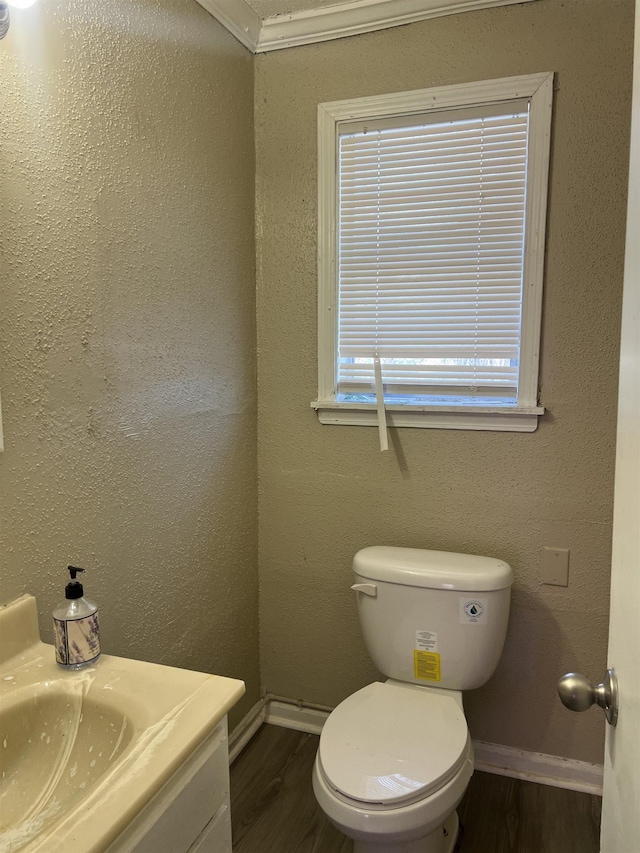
313 74 553 432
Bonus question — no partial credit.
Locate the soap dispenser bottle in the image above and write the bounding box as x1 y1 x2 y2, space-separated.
53 566 101 670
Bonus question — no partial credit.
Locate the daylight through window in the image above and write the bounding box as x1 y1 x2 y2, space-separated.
338 105 528 405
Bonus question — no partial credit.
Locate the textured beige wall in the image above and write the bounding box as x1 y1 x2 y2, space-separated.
0 0 258 726
255 0 634 763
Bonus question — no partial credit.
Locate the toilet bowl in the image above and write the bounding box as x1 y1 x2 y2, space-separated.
312 680 473 853
312 546 513 852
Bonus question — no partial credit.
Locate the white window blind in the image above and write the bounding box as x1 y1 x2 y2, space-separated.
315 75 553 432
337 102 530 403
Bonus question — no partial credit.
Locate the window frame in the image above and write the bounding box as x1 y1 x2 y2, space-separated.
312 72 554 433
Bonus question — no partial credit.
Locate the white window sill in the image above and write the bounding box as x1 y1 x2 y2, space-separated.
310 401 544 433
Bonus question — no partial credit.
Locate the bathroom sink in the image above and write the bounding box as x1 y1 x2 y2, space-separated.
0 595 245 853
0 685 137 838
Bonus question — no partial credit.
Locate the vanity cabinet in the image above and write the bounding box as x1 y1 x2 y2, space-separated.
106 718 232 853
0 595 244 853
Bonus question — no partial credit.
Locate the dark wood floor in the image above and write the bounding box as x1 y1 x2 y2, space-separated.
230 724 601 853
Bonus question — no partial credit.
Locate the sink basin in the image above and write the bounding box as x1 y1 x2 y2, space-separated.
1 685 137 839
0 595 245 853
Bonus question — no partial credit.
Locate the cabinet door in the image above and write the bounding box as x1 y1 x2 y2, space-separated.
188 803 233 853
108 719 231 853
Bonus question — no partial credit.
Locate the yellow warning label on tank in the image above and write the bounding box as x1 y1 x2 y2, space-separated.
414 650 441 681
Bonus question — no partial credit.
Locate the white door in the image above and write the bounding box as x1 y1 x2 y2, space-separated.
599 2 640 850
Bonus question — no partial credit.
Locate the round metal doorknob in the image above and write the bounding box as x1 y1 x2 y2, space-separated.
557 673 595 712
557 669 618 726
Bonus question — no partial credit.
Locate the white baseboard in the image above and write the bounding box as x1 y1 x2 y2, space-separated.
473 740 603 796
237 696 603 796
264 699 332 736
228 696 268 765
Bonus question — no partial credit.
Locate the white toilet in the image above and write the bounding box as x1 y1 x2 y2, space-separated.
312 545 513 853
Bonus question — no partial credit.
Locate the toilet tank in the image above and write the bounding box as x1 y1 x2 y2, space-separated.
353 546 513 691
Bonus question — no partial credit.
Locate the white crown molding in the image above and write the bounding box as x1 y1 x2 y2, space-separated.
197 0 540 55
256 0 538 52
196 0 262 52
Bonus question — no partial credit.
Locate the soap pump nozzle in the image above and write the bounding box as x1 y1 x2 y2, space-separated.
66 565 86 599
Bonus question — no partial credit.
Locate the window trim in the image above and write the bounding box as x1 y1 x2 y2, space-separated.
312 72 553 433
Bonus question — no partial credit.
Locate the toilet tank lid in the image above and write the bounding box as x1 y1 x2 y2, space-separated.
353 546 513 591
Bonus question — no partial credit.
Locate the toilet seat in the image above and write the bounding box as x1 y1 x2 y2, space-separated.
318 681 469 808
